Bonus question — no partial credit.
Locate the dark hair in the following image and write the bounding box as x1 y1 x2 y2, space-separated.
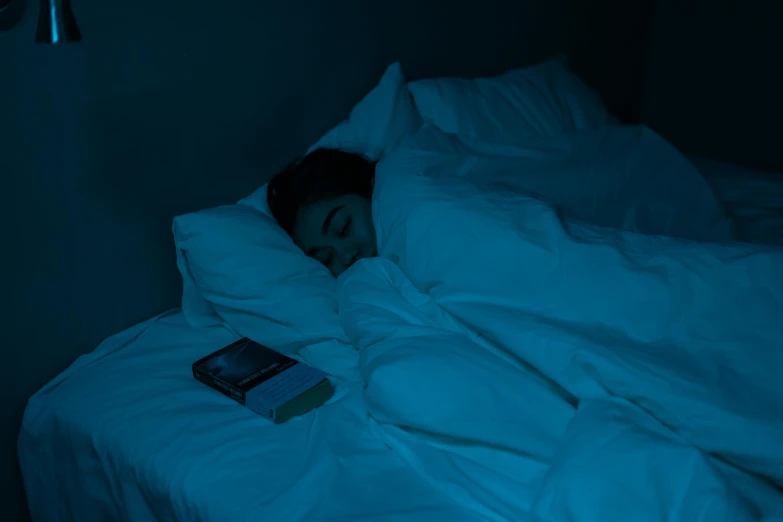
267 148 376 235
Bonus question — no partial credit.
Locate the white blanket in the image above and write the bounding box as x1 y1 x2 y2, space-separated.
20 310 476 522
338 125 783 521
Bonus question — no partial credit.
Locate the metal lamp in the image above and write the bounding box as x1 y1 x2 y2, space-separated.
36 0 81 43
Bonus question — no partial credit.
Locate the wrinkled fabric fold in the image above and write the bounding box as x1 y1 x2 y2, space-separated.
337 125 783 520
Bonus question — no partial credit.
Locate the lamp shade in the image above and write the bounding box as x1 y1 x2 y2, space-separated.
36 0 81 43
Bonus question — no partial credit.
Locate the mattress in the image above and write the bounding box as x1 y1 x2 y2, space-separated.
19 310 478 522
19 155 783 522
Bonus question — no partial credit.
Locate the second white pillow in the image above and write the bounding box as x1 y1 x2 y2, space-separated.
408 55 613 145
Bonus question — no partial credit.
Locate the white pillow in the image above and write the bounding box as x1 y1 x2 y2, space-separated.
407 55 613 145
174 206 346 353
174 62 421 354
238 62 421 214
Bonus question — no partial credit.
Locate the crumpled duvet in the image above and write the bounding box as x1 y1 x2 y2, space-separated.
337 125 783 521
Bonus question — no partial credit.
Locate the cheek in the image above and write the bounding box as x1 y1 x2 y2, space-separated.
356 214 376 242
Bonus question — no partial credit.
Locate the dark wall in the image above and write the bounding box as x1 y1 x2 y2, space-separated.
1 1 598 520
641 0 783 172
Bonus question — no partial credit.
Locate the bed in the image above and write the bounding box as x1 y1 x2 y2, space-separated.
19 6 783 522
19 151 783 521
20 310 479 522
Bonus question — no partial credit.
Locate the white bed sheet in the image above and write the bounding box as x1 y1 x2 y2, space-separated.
19 310 479 522
692 155 783 244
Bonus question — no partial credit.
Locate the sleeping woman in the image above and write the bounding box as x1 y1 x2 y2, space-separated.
266 148 378 277
266 126 738 280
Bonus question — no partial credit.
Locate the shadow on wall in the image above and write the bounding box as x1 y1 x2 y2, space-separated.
82 84 355 221
563 0 655 125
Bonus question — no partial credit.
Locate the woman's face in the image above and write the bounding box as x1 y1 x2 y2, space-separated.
291 193 377 277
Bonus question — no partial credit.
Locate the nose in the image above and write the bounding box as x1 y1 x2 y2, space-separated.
338 245 360 270
342 246 359 270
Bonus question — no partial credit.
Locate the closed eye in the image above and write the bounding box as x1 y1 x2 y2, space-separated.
340 219 351 237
